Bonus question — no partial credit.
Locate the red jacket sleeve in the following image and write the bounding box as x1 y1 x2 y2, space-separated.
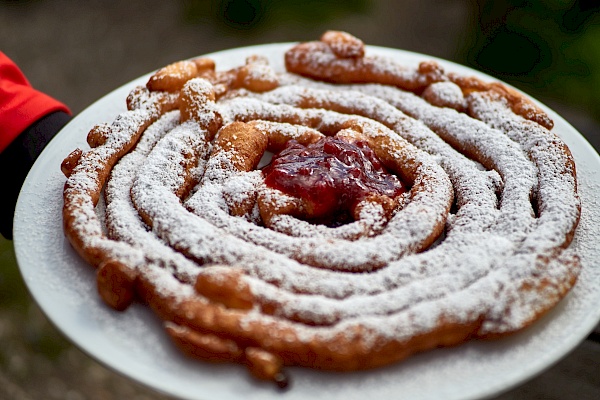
0 52 71 153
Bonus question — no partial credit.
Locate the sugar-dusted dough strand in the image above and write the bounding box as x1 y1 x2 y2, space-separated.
60 30 581 388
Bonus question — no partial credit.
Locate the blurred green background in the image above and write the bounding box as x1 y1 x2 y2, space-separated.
1 0 599 399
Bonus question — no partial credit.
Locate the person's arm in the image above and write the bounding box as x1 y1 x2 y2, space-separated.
0 52 71 239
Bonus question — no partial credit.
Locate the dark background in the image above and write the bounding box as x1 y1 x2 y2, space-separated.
1 1 599 398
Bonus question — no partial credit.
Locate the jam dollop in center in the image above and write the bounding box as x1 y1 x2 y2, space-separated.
262 136 406 223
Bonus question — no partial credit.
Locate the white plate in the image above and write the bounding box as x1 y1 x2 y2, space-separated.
13 44 600 400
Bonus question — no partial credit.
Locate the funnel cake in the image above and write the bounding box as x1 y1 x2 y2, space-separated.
61 31 581 388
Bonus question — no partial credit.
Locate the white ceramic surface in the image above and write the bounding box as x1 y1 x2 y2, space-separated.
13 44 600 400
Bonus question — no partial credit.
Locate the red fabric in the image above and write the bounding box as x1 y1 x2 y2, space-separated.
0 52 70 153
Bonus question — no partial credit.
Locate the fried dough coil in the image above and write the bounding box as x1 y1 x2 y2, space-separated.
61 31 581 387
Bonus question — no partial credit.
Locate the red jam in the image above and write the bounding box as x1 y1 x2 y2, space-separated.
262 136 406 224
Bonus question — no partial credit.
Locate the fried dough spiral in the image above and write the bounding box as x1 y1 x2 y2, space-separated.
61 31 581 387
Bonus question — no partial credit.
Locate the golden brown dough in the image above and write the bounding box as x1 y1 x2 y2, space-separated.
60 30 580 388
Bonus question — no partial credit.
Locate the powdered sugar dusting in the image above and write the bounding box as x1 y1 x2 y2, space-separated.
58 38 583 377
